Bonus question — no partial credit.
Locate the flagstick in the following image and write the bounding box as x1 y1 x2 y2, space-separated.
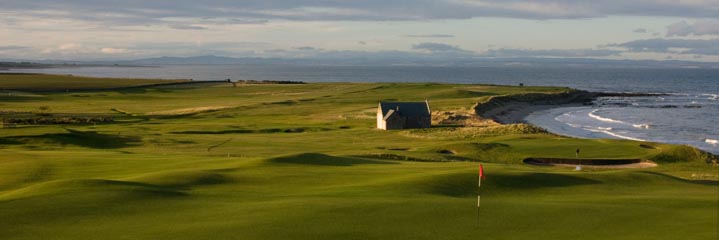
476 200 480 228
476 165 482 228
476 192 480 227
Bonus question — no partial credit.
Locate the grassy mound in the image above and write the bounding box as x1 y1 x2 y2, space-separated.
412 171 602 197
0 179 186 201
403 124 548 140
268 153 395 166
0 129 140 149
127 170 231 189
650 144 717 164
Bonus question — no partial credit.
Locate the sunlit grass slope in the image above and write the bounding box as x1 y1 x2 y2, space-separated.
0 75 716 239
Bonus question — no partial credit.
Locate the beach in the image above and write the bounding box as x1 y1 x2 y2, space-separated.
477 102 584 124
479 91 719 155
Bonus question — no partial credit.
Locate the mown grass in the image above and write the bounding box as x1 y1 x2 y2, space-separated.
0 75 716 239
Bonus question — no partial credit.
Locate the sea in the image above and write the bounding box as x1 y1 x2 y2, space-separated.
4 64 718 154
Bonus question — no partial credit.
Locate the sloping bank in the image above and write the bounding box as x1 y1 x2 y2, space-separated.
474 90 596 124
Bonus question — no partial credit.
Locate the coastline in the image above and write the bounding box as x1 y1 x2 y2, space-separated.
476 90 666 124
478 102 584 124
475 90 596 124
477 90 719 156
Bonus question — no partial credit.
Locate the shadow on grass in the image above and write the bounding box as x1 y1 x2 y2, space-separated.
471 143 510 150
93 179 188 197
454 89 495 97
172 129 282 134
489 172 601 189
0 95 46 102
639 171 719 186
277 100 299 105
0 179 188 202
173 127 332 135
0 138 22 145
131 170 232 189
0 129 141 149
420 172 601 197
116 88 148 94
269 153 398 166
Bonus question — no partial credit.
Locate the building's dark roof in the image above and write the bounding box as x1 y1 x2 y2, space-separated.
379 102 430 117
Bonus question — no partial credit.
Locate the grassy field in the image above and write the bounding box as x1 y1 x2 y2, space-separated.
0 73 189 91
0 74 716 239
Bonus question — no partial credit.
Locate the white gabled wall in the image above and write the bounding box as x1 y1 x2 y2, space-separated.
377 103 386 129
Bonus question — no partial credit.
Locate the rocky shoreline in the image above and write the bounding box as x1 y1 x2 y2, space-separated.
474 90 668 124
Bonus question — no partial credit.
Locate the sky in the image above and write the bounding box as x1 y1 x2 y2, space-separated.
0 0 718 62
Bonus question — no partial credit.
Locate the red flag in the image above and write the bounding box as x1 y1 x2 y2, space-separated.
479 164 485 180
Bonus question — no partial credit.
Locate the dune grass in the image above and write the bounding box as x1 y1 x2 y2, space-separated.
0 76 716 239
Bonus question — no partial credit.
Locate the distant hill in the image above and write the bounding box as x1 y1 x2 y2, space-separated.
2 55 718 69
115 55 270 65
0 62 69 70
111 55 719 68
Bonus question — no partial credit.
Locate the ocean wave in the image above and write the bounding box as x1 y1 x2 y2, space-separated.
702 94 719 101
561 122 613 133
588 109 651 129
581 127 646 142
560 112 573 117
706 139 718 145
555 111 581 122
601 131 646 142
588 109 626 124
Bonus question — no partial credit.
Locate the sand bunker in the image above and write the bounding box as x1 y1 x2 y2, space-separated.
524 158 657 169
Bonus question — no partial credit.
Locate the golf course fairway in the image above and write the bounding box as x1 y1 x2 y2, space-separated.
0 74 716 239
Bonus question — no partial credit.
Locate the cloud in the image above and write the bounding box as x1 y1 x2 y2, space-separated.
611 38 719 55
404 34 455 38
0 45 28 51
633 28 647 33
30 43 116 59
100 48 129 54
264 44 626 60
0 0 717 28
130 41 270 50
484 48 622 58
169 24 208 30
412 42 469 52
109 41 269 58
294 46 319 51
4 41 270 60
666 20 719 37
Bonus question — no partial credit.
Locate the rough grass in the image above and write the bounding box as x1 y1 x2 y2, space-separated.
0 73 190 91
0 78 716 240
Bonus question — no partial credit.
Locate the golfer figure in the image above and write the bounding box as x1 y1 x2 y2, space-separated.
575 148 580 158
575 148 582 171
